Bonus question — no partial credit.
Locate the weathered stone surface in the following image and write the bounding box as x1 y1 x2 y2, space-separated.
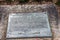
6 12 52 38
0 4 58 40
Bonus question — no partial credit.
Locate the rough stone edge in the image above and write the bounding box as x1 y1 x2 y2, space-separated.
0 4 58 40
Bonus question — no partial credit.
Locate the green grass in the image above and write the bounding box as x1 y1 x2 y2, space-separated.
19 0 29 4
55 1 60 6
6 0 12 2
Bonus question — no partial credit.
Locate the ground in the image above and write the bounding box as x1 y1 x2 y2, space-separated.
0 4 60 40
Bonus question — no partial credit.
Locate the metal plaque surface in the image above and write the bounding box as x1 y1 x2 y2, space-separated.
6 12 52 38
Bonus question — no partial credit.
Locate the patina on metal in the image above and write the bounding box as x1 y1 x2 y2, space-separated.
6 12 52 38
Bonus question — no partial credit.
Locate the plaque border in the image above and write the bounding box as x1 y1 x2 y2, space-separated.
6 12 52 39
